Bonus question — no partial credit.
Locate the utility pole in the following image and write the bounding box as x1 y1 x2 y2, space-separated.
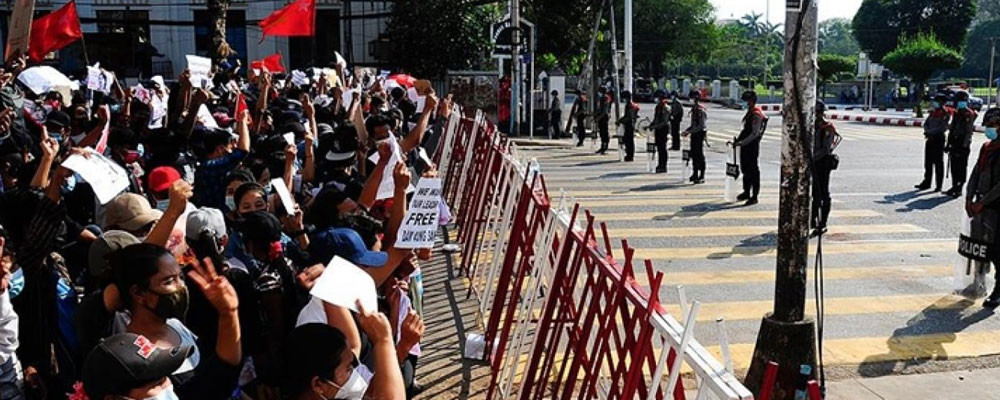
608 0 622 122
510 0 520 135
745 0 819 397
624 0 633 92
989 37 997 108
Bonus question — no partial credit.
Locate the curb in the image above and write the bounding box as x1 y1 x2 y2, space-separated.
826 113 923 127
759 104 914 113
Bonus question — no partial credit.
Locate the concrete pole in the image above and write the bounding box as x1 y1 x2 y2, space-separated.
608 1 622 121
510 0 520 135
624 0 633 92
988 37 996 108
745 0 819 397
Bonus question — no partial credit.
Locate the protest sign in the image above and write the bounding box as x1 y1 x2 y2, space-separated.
18 66 77 101
290 70 309 87
282 132 295 146
195 104 218 129
309 256 377 313
61 148 129 204
86 64 114 94
270 177 296 216
395 178 441 249
5 0 34 61
375 137 401 200
148 94 167 129
186 55 212 88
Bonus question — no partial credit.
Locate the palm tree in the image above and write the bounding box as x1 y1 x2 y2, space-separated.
207 0 235 60
739 12 764 37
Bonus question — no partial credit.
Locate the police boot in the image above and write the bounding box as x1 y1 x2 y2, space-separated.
914 181 930 190
985 279 1000 308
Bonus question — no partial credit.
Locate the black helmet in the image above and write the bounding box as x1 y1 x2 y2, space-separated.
741 90 758 103
670 90 679 98
621 90 632 100
954 90 970 101
816 100 826 113
932 92 948 103
550 90 558 96
688 90 701 99
984 107 1000 127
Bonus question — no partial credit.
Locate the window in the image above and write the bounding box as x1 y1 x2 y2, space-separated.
88 9 152 77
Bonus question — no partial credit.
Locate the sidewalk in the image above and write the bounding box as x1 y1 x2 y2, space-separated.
825 368 1000 400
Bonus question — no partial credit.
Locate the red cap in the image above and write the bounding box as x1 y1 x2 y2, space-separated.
148 166 181 193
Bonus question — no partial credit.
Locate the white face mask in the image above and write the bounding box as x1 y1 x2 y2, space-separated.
225 195 236 211
123 386 179 400
155 198 170 212
320 364 373 400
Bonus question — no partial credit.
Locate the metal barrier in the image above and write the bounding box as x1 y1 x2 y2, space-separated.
436 110 753 400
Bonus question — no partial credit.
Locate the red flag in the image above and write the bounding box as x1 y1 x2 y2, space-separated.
235 93 251 125
28 0 82 62
259 0 315 39
251 53 285 73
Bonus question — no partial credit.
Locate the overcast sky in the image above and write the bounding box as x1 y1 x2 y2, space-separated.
710 0 864 24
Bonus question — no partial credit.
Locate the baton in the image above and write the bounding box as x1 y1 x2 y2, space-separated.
946 151 951 179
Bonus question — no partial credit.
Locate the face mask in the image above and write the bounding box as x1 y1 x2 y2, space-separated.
50 132 63 143
135 386 180 400
987 127 998 141
155 198 170 212
225 195 236 211
932 101 941 109
8 268 23 299
148 286 189 320
957 101 968 110
262 183 273 194
321 364 372 400
60 173 76 195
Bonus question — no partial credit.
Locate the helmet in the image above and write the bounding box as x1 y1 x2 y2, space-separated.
688 90 701 99
954 90 970 101
670 90 679 98
932 92 948 103
816 100 826 113
621 90 632 100
984 107 1000 127
741 90 758 103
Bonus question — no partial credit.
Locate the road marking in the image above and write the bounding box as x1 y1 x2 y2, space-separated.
572 197 782 207
607 223 926 238
630 239 954 260
630 264 950 285
596 209 882 221
563 188 780 197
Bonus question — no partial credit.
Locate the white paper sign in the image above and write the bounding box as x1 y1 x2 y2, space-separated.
395 178 441 249
270 178 296 216
309 256 377 313
148 94 167 129
195 104 218 129
61 149 129 204
341 89 356 108
186 55 212 88
282 132 295 146
86 64 113 94
291 70 309 87
396 293 422 356
374 137 402 200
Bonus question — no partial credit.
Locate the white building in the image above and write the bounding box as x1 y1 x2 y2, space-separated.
2 0 392 78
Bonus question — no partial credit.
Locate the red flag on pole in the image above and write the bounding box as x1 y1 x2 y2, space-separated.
251 53 285 73
235 92 251 125
28 0 82 62
259 0 315 40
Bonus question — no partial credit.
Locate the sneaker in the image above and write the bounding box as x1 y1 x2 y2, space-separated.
744 197 758 206
693 178 705 184
737 192 750 201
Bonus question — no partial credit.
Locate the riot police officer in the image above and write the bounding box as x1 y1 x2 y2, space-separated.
915 92 951 191
733 90 767 206
965 108 1000 308
670 91 684 150
682 90 707 183
945 90 978 198
813 101 841 236
568 90 590 147
617 90 639 161
651 93 671 172
595 88 612 154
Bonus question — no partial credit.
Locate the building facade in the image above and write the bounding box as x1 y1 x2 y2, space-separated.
1 0 391 78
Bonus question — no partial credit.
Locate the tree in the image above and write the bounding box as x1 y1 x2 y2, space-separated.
522 0 603 71
206 0 235 60
974 0 1000 25
817 54 856 98
882 33 963 117
818 18 860 57
853 0 977 62
619 0 716 78
959 20 1000 79
385 0 498 77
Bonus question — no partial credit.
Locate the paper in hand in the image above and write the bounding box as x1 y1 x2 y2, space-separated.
309 256 377 313
269 178 296 216
282 132 295 146
61 148 129 204
186 55 212 89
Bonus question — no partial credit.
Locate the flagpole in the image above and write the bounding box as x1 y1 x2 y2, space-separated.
79 34 91 67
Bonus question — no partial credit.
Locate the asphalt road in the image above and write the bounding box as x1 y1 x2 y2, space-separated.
527 102 1000 379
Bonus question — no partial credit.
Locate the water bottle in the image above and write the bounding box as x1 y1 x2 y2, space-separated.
793 364 812 400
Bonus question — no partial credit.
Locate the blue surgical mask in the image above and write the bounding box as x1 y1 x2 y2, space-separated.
957 101 968 109
155 198 170 212
8 268 23 299
225 195 236 211
932 101 941 109
987 127 998 141
60 173 77 194
143 386 179 400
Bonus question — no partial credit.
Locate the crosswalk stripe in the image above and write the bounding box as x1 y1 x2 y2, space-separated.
631 264 950 285
661 293 972 323
607 224 926 238
596 209 882 221
629 239 954 260
570 197 784 207
563 188 780 197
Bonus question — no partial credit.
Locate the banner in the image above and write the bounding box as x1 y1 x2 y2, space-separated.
395 178 442 249
5 0 35 61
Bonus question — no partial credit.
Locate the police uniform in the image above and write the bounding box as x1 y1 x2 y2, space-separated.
813 112 840 233
916 98 951 191
966 110 1000 307
571 94 589 146
734 104 767 204
651 97 670 172
618 92 639 161
683 96 707 183
945 95 978 197
669 95 684 150
595 91 612 154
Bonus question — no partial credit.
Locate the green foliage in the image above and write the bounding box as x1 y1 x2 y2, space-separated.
818 18 860 57
521 0 602 72
882 33 964 84
817 54 856 83
385 0 498 77
959 20 1000 78
853 0 977 63
623 0 716 77
537 53 559 72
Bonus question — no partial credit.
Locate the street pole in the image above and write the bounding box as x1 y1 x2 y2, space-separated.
510 0 520 135
988 37 997 108
624 0 633 92
608 0 622 121
745 0 819 397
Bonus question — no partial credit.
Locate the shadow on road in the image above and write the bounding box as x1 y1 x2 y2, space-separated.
650 201 749 221
856 296 994 378
587 171 648 180
876 189 927 205
707 232 777 259
570 159 622 167
895 194 957 213
627 182 700 193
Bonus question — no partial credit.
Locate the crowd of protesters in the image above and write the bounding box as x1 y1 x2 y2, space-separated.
0 52 452 399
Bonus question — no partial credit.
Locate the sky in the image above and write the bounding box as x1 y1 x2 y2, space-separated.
710 0 864 25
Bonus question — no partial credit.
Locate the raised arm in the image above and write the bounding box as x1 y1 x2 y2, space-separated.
144 180 192 247
400 93 438 153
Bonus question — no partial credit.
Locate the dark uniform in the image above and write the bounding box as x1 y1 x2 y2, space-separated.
570 93 589 146
813 103 840 234
916 97 951 191
595 91 612 154
970 108 1000 308
683 92 707 183
945 92 978 198
548 90 562 139
734 98 766 205
651 97 670 172
669 93 684 150
618 91 639 161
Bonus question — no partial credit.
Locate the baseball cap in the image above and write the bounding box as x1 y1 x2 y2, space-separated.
82 333 192 399
105 193 163 232
45 110 71 131
88 230 140 281
186 207 226 241
237 211 283 244
309 228 387 267
147 166 181 193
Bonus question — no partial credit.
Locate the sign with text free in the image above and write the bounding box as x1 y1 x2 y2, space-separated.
395 178 442 249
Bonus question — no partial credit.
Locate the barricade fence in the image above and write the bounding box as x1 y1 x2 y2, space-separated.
433 106 753 400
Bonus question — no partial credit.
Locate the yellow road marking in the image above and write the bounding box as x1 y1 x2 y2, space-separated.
595 209 881 221
661 294 973 323
564 188 779 197
631 240 954 259
608 224 925 238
